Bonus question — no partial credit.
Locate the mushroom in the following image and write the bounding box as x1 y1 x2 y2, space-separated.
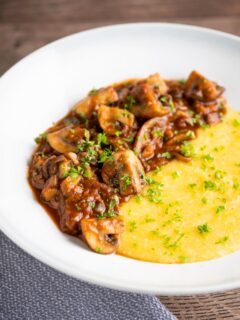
60 175 82 197
134 117 168 161
47 126 89 154
81 217 124 254
184 70 224 102
98 105 135 135
145 73 168 94
41 175 60 209
130 83 169 119
102 150 145 196
73 87 118 117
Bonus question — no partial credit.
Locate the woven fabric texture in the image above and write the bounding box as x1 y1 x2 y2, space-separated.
0 232 176 320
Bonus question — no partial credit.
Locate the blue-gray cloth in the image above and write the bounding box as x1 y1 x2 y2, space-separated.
0 232 176 320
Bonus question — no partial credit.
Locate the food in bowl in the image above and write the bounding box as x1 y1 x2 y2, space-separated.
29 71 239 263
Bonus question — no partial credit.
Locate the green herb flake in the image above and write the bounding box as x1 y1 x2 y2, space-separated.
98 148 113 163
97 133 109 145
124 95 136 110
180 141 195 157
121 174 132 190
186 130 195 139
201 197 208 205
96 247 103 253
215 236 229 245
115 130 122 137
215 170 225 179
160 96 168 103
88 88 98 96
162 152 172 159
197 223 211 234
203 154 214 161
233 180 240 190
204 180 217 191
172 171 180 179
216 205 225 214
135 195 141 203
178 255 188 263
189 183 197 189
129 221 137 232
144 215 155 223
154 128 164 138
178 79 186 85
232 119 240 127
34 132 47 144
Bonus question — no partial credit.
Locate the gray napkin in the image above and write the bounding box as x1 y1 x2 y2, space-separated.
0 232 176 320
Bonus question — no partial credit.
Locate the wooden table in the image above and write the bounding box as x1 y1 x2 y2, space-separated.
1 1 239 318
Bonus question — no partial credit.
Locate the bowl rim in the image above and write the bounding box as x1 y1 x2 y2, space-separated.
1 22 240 295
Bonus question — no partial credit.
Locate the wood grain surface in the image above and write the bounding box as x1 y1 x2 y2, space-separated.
1 1 240 319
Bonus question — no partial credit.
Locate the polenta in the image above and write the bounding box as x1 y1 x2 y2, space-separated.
118 108 240 263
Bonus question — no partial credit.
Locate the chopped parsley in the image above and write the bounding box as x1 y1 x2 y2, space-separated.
124 95 136 110
215 236 229 244
121 174 132 190
154 128 164 137
172 171 180 179
232 119 240 127
197 223 211 234
129 220 137 232
34 132 47 144
186 130 195 139
204 180 216 191
97 133 109 145
180 141 195 157
203 154 214 161
201 197 208 205
98 148 113 163
135 195 141 203
189 183 197 189
216 205 225 214
88 88 98 96
162 152 172 159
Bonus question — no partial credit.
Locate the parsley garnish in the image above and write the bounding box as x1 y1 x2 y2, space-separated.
162 152 172 159
98 148 113 163
197 223 211 234
180 141 195 157
121 174 132 190
34 132 47 144
88 88 98 96
204 180 216 190
216 205 225 214
124 95 136 110
97 133 109 146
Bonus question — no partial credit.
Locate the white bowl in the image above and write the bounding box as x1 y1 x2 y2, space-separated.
1 23 240 295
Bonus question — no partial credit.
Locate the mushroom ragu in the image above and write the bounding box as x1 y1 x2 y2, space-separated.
29 71 227 254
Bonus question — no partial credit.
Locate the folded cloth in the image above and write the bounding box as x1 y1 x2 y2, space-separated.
0 232 176 320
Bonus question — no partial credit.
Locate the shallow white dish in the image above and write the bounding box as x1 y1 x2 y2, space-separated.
0 23 240 295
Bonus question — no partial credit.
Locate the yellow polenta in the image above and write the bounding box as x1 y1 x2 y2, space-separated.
118 108 240 263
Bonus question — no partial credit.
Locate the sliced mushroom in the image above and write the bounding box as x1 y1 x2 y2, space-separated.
81 217 124 254
47 126 89 153
60 175 82 197
130 83 169 119
134 117 168 161
41 175 60 209
145 73 168 94
73 87 118 117
184 71 224 102
98 105 135 135
102 150 145 196
166 131 195 146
